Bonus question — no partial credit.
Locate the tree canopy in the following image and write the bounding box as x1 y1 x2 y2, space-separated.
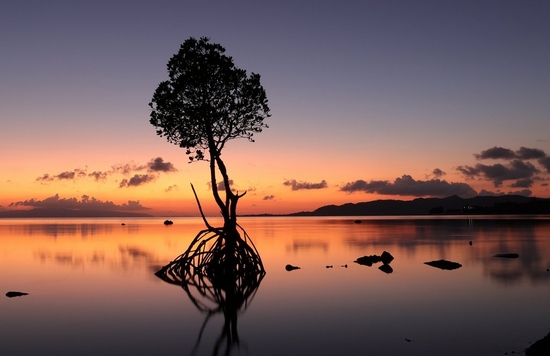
149 37 270 162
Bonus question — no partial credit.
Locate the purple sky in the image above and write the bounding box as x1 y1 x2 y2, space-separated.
1 1 550 215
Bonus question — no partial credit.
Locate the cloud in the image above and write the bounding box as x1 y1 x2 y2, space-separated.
35 158 177 188
432 168 445 178
263 195 275 200
457 159 540 187
474 146 547 161
474 146 517 160
516 147 546 160
111 162 144 175
147 157 177 173
340 175 477 198
88 171 108 181
207 180 234 191
165 184 179 192
510 178 534 188
36 168 87 182
119 174 156 188
283 179 328 191
9 194 150 211
539 157 550 173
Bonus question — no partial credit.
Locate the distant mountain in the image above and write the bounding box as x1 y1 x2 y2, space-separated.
290 195 550 216
0 208 153 218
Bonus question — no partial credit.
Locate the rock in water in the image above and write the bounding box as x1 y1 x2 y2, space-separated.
6 291 29 298
494 253 519 258
380 251 394 264
285 264 300 271
424 259 462 270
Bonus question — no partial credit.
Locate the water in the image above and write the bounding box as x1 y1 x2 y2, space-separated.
1 216 549 356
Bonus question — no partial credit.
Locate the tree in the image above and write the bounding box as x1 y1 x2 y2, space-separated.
152 39 268 336
149 36 270 232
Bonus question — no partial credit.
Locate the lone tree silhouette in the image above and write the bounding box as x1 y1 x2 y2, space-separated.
150 37 270 286
150 37 270 229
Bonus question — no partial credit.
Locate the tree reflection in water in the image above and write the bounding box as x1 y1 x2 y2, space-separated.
155 223 265 356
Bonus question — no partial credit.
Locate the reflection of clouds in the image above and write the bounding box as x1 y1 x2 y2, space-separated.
286 240 328 253
34 251 87 267
33 246 162 272
117 245 159 271
5 223 124 238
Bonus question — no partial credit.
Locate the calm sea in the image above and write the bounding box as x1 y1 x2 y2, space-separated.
1 216 549 356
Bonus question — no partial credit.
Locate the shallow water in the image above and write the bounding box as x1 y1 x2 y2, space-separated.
1 216 549 356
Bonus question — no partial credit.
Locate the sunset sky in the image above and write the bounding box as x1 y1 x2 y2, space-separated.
1 1 549 216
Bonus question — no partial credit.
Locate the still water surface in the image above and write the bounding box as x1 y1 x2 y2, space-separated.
1 216 550 356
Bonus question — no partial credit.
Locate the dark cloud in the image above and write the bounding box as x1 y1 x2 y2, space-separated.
111 162 145 175
263 195 275 200
88 171 108 181
474 146 516 160
33 157 177 188
9 194 149 211
474 146 548 161
119 174 156 188
283 179 328 191
340 175 477 198
516 147 546 160
511 178 534 188
147 157 177 173
538 157 550 173
36 168 87 182
432 168 445 177
36 174 53 182
457 160 540 187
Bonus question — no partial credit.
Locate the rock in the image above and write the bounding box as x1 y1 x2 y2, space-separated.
380 251 394 264
163 220 174 225
285 264 300 271
6 291 28 298
326 265 333 268
355 251 394 267
469 240 472 246
424 259 462 270
378 264 393 274
494 253 519 258
525 332 550 355
354 220 362 224
121 223 126 226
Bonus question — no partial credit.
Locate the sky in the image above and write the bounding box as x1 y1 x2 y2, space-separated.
1 0 550 216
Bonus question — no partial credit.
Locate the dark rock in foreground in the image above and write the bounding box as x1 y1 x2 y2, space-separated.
424 259 462 270
355 251 394 267
285 264 300 271
526 332 550 355
163 220 174 225
494 253 519 258
6 291 29 298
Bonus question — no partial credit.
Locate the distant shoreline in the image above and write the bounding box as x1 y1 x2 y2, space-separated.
2 195 549 218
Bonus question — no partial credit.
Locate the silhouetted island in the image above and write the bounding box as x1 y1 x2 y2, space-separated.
289 195 550 216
